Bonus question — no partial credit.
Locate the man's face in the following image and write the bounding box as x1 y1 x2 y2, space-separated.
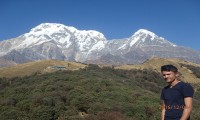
162 71 177 83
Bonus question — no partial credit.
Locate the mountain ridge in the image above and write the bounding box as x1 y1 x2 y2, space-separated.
0 58 200 84
0 23 200 67
0 59 86 78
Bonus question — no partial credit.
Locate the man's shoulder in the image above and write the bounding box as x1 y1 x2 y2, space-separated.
162 85 170 90
178 81 194 97
179 81 193 88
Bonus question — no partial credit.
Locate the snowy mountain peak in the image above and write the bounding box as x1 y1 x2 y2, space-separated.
127 29 177 48
1 23 199 66
19 23 77 48
26 23 106 40
133 29 157 38
78 30 106 40
16 23 107 50
28 23 77 35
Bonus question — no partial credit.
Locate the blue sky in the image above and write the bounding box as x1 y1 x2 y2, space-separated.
0 0 200 50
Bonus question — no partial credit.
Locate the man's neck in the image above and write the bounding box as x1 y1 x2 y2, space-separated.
169 79 180 88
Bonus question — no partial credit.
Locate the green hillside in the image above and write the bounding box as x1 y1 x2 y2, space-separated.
0 64 200 120
0 60 86 78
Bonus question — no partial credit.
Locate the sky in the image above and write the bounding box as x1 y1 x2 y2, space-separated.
0 0 200 50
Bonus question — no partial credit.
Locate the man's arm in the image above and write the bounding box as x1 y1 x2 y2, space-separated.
161 100 165 120
180 97 193 120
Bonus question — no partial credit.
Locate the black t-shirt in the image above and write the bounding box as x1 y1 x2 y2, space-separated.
161 82 194 120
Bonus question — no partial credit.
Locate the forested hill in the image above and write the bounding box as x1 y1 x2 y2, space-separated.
0 64 200 120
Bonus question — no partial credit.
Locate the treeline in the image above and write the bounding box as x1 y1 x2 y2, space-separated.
0 64 200 120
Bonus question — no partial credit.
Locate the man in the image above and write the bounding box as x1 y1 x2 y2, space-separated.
160 64 194 120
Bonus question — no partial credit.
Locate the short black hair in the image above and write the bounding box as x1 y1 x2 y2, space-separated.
161 64 178 73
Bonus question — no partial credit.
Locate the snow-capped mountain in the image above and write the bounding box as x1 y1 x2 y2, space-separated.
129 29 176 47
0 23 200 67
0 23 107 62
